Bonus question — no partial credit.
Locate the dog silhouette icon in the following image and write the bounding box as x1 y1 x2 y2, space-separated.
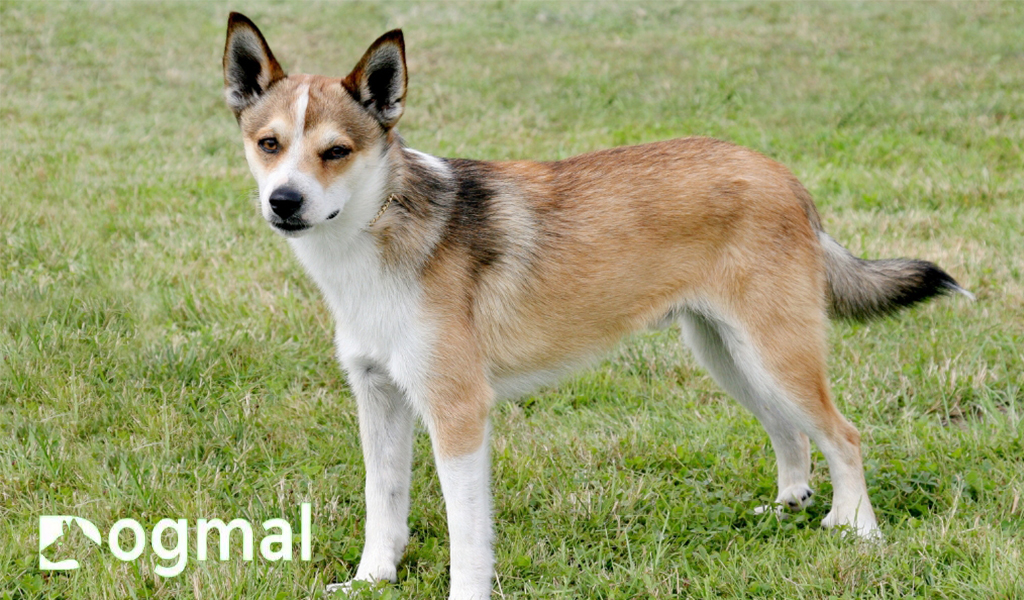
39 516 102 570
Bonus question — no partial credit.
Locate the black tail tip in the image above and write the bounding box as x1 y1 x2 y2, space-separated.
893 261 974 309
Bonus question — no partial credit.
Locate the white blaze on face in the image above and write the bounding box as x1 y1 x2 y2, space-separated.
259 84 312 222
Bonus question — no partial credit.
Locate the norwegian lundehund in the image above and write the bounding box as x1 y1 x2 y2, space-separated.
222 13 970 598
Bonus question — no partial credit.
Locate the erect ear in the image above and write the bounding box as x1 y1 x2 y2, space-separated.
342 30 407 129
223 12 286 119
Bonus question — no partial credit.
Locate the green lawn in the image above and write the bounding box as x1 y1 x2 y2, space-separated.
2 2 1022 598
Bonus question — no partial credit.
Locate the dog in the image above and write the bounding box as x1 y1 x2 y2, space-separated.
222 13 970 598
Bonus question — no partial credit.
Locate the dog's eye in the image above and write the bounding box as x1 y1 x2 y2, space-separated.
258 137 279 153
323 145 351 161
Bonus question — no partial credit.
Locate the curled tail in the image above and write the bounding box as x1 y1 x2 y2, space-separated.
818 231 973 321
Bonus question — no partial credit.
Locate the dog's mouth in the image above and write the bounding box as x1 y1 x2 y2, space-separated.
270 219 311 234
269 211 340 236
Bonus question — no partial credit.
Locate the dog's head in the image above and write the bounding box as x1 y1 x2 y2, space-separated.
223 13 405 237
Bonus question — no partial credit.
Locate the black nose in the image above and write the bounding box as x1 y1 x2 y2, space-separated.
269 187 304 219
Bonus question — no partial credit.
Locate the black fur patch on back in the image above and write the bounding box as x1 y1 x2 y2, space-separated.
400 152 450 216
444 159 503 280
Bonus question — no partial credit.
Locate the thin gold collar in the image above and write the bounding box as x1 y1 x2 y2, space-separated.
368 193 398 228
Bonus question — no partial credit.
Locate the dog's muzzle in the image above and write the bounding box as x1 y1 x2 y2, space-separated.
268 186 309 232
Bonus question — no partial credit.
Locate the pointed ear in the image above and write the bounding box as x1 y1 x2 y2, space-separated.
342 30 407 129
223 12 286 119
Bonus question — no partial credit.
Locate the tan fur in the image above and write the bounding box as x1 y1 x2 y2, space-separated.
421 242 495 457
382 137 860 460
416 139 826 382
240 75 384 185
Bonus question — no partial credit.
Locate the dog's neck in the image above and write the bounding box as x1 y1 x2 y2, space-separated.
369 143 459 272
283 141 453 281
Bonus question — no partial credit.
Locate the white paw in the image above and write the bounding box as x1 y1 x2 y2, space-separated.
448 584 493 600
754 484 814 515
778 484 815 510
822 508 883 540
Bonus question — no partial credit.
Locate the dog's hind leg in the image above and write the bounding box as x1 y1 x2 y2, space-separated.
679 302 879 537
679 308 814 513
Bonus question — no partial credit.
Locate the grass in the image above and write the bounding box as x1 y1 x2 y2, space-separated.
1 1 1022 598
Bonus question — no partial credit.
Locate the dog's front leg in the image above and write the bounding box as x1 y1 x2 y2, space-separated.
426 361 494 599
433 425 493 599
347 360 416 586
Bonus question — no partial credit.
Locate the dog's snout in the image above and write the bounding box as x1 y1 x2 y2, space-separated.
269 187 304 219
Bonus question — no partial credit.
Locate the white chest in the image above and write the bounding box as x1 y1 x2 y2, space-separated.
288 230 430 393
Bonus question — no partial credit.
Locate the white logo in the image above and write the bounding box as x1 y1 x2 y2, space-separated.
39 503 312 577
